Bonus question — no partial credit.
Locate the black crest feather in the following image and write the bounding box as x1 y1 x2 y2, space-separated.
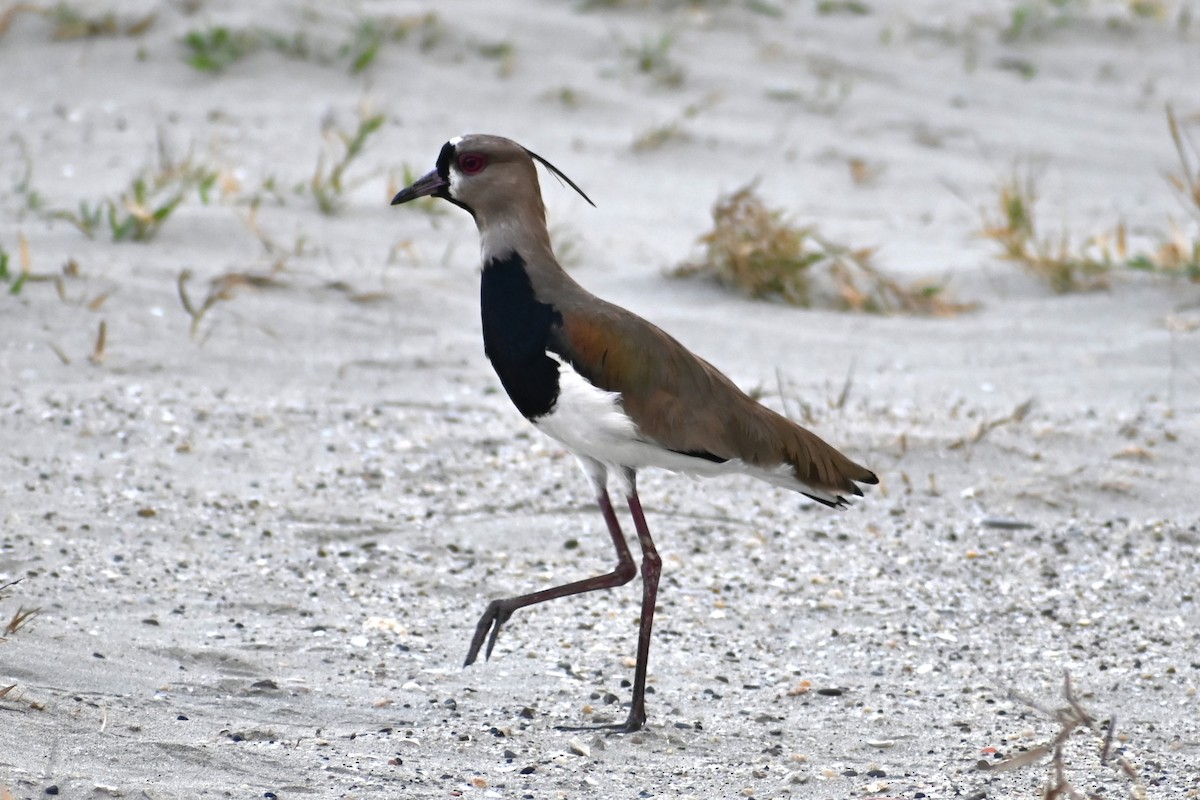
523 147 596 208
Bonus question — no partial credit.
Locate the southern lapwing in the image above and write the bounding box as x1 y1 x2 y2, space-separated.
392 134 877 732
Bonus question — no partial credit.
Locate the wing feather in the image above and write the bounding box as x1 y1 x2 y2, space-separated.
549 304 877 499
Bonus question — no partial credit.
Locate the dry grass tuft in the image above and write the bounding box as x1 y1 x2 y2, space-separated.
631 121 691 153
626 32 684 88
674 183 973 315
342 13 442 72
674 184 824 305
1 232 42 295
182 13 442 75
980 167 1112 293
182 26 259 72
630 94 716 153
984 109 1200 290
1002 0 1176 42
0 3 155 40
1125 223 1200 280
47 135 221 243
48 3 155 39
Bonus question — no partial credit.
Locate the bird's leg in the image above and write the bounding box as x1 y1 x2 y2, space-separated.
620 478 661 733
464 486 637 667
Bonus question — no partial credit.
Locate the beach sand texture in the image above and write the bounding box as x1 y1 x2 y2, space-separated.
2 1 1199 797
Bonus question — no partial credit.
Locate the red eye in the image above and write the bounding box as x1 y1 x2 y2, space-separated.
458 153 488 175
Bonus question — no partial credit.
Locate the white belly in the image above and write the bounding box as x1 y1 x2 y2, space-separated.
532 353 809 495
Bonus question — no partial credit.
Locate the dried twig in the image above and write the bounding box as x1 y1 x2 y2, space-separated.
948 398 1035 450
3 606 39 638
1 579 39 644
1166 105 1200 220
1001 671 1145 800
88 320 108 364
178 265 287 339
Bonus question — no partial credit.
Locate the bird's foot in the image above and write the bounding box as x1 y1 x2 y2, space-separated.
617 704 647 734
464 599 514 667
555 705 647 735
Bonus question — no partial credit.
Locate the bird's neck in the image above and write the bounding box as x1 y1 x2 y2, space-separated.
477 211 556 273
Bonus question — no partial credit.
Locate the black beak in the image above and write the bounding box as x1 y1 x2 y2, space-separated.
391 168 447 205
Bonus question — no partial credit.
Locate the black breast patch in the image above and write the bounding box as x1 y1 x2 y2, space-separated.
480 253 563 419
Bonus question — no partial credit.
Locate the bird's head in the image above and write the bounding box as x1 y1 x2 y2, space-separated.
391 134 594 222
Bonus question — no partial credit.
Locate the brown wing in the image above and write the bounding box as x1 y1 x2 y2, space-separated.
550 303 877 498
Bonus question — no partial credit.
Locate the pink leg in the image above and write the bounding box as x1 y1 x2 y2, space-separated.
464 486 637 666
620 481 660 732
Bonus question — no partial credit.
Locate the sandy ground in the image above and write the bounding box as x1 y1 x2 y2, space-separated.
2 1 1200 798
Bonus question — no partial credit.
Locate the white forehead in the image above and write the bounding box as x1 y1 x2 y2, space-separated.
449 135 464 147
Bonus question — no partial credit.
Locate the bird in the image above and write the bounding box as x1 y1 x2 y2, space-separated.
391 134 877 733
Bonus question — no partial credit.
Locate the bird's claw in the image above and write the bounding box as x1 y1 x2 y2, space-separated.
555 707 647 735
464 599 514 667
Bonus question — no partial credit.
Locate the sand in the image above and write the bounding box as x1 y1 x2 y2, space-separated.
1 1 1199 797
